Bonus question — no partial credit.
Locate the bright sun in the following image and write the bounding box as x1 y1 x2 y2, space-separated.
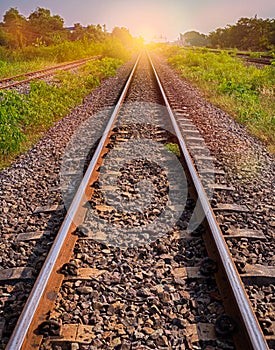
138 26 155 43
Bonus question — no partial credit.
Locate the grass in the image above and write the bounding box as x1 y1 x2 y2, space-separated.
165 142 181 157
158 46 275 154
0 57 124 169
0 59 56 79
0 37 131 79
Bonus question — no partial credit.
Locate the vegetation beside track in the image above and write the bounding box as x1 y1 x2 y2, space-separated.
0 38 131 78
0 7 141 168
0 7 140 78
157 45 275 154
180 16 275 52
0 57 123 169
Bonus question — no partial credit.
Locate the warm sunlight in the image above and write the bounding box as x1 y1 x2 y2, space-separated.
137 25 155 43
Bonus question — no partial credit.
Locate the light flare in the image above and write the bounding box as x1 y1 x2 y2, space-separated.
137 25 155 43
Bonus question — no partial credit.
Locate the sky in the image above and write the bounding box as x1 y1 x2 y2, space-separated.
0 0 275 41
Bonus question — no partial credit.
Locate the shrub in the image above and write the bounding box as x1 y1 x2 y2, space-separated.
0 57 125 165
165 47 275 152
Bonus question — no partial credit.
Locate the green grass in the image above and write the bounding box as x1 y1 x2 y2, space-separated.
0 57 124 169
165 142 181 157
0 37 131 79
0 59 56 79
159 46 275 153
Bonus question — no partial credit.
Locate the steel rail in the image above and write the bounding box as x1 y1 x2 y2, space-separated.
0 59 87 82
6 52 141 350
185 47 272 65
0 56 101 90
147 52 269 350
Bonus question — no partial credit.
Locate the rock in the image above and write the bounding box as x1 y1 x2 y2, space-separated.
77 286 93 294
142 327 155 335
111 337 121 346
156 335 169 347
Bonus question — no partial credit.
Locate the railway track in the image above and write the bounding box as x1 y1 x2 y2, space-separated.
186 47 274 66
0 56 101 90
213 48 274 65
3 51 275 349
237 54 273 66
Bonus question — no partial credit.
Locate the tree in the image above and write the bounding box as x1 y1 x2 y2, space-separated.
70 23 85 41
112 27 134 47
2 8 27 48
28 7 65 45
86 24 106 42
182 31 209 47
0 27 8 46
208 16 275 51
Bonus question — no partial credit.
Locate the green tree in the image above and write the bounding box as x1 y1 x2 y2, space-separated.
70 23 85 41
86 24 106 42
28 8 65 45
182 31 209 47
112 27 135 47
2 7 27 48
208 16 275 51
0 26 8 46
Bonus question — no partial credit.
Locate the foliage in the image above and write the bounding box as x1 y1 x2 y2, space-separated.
101 38 132 61
0 90 27 154
70 23 106 42
28 7 65 45
0 57 123 165
180 31 209 47
0 7 138 78
77 57 123 88
165 47 275 152
0 36 131 78
0 58 55 79
165 143 181 157
112 27 136 48
0 7 141 53
0 7 138 167
0 7 106 48
178 16 275 52
208 16 275 51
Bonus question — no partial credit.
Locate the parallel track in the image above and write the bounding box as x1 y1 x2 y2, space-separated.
6 52 273 349
185 47 273 66
0 56 101 90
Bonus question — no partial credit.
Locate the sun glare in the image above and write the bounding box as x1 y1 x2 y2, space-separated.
137 26 155 43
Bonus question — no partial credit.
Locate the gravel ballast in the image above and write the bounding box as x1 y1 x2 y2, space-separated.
0 52 274 349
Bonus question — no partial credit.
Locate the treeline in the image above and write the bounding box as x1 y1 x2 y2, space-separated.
0 7 137 49
182 16 275 51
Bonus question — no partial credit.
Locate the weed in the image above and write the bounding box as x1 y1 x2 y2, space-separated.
164 47 275 153
165 143 181 157
0 38 130 79
0 57 124 168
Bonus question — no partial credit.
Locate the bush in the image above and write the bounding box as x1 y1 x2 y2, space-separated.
0 37 130 78
0 91 26 155
166 47 275 152
0 57 125 165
